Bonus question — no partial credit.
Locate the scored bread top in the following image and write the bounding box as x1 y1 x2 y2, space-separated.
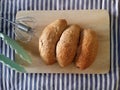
75 29 98 69
39 19 67 65
56 24 81 67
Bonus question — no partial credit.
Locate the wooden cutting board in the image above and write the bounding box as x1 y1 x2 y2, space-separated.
15 10 110 74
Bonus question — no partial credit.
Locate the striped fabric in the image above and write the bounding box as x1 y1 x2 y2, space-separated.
0 0 119 90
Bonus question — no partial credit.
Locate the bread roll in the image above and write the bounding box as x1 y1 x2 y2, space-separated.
75 29 98 69
39 19 67 65
56 25 81 67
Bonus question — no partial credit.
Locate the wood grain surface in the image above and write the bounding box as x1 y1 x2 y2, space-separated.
15 10 110 74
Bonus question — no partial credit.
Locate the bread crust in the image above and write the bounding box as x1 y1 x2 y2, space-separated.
75 29 98 69
56 25 81 67
39 19 67 65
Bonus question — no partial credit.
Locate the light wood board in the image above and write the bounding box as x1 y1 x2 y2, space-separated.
15 10 110 74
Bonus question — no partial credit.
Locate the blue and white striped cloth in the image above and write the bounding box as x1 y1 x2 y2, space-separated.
0 0 119 90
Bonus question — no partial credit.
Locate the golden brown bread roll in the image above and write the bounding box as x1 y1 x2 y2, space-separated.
56 25 81 67
39 19 67 65
75 29 98 69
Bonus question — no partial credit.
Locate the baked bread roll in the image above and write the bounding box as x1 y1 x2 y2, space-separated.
56 25 81 67
75 29 98 69
39 19 67 65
